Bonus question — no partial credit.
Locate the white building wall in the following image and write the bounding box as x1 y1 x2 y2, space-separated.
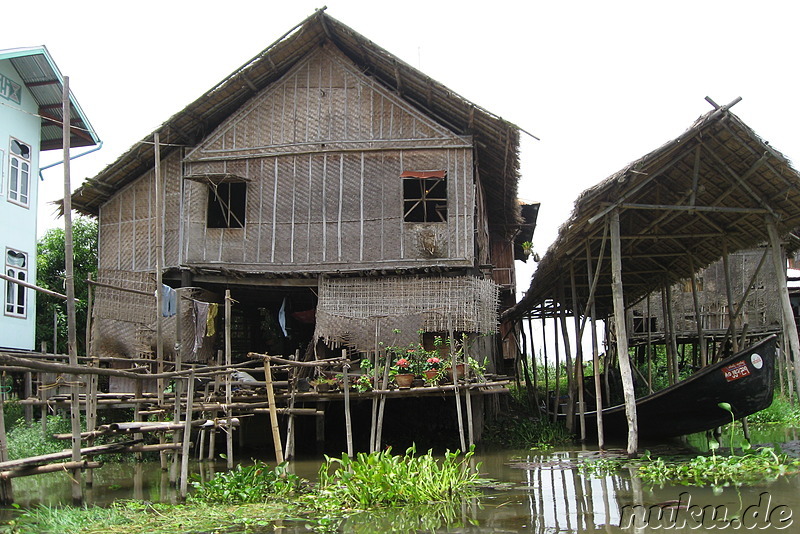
0 59 41 350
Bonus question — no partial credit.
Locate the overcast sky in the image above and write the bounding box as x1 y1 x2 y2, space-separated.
5 0 800 291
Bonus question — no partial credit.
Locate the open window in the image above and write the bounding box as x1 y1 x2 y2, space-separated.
5 248 27 317
402 170 447 223
185 173 248 229
207 182 246 228
8 138 31 208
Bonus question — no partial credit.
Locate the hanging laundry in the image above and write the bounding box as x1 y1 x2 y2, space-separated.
193 301 210 354
206 303 218 337
161 285 177 317
278 297 288 337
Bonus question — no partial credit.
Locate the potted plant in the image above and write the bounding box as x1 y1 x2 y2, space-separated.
311 376 340 393
392 357 414 388
522 241 533 257
423 355 442 382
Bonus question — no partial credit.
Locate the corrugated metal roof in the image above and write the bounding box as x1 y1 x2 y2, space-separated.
0 46 100 151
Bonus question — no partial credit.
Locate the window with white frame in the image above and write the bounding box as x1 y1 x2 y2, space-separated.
8 139 31 207
5 249 28 317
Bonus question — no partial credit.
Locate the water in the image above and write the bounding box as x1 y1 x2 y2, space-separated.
5 429 800 532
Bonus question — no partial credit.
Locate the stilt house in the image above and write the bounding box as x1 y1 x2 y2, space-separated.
70 11 534 380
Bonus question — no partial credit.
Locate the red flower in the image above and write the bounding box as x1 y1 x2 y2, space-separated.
395 358 410 368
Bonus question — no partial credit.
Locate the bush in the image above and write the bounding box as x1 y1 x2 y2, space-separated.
747 395 800 425
6 413 73 460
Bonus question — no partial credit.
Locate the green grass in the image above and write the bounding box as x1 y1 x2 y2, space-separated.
1 501 306 534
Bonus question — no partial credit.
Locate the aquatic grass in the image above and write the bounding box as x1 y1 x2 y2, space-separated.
1 501 307 534
577 457 623 477
637 447 800 488
747 394 800 426
189 460 303 504
484 416 572 449
316 444 480 509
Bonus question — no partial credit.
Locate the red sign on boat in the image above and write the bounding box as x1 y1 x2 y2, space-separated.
722 360 750 382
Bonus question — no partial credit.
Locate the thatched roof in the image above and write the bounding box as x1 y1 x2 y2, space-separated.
69 9 523 230
504 100 800 321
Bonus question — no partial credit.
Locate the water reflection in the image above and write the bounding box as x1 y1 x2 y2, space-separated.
5 440 800 533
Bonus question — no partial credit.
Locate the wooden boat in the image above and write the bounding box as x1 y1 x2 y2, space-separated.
580 335 777 440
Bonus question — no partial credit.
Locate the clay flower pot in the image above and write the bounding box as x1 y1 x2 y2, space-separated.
394 373 415 388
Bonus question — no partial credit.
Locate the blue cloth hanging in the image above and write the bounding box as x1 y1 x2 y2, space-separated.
161 285 177 317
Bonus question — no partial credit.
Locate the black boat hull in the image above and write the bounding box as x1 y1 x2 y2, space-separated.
582 335 777 440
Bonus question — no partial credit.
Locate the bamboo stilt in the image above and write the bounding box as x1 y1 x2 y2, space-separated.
570 263 586 441
552 316 561 422
179 373 195 499
61 75 83 505
609 209 638 456
449 323 467 452
0 394 12 503
264 360 284 463
463 337 474 447
527 315 541 415
557 278 575 432
225 291 233 469
586 241 604 449
766 221 800 401
342 349 353 457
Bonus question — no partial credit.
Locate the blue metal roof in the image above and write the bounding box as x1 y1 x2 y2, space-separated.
0 45 100 151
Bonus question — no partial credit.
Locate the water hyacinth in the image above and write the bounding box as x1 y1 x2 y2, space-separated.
317 445 481 509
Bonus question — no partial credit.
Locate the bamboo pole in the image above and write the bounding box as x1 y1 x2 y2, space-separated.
570 263 586 441
766 221 800 400
61 75 83 505
224 291 234 468
586 241 604 449
688 255 707 367
646 294 653 393
526 315 541 415
463 337 474 447
609 209 638 456
179 373 195 499
721 237 739 354
541 316 549 417
552 316 561 422
342 350 353 457
0 392 11 503
1 461 102 480
284 349 300 460
264 360 284 463
557 278 575 431
449 323 467 452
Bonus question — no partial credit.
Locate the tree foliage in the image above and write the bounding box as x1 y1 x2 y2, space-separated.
35 216 98 355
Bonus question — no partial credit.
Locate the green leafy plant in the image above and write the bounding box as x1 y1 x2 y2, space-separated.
189 461 302 504
637 447 800 488
317 444 480 509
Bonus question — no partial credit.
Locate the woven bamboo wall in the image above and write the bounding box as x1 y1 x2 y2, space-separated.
181 46 476 271
315 275 498 352
97 150 182 271
92 269 219 363
630 248 781 336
